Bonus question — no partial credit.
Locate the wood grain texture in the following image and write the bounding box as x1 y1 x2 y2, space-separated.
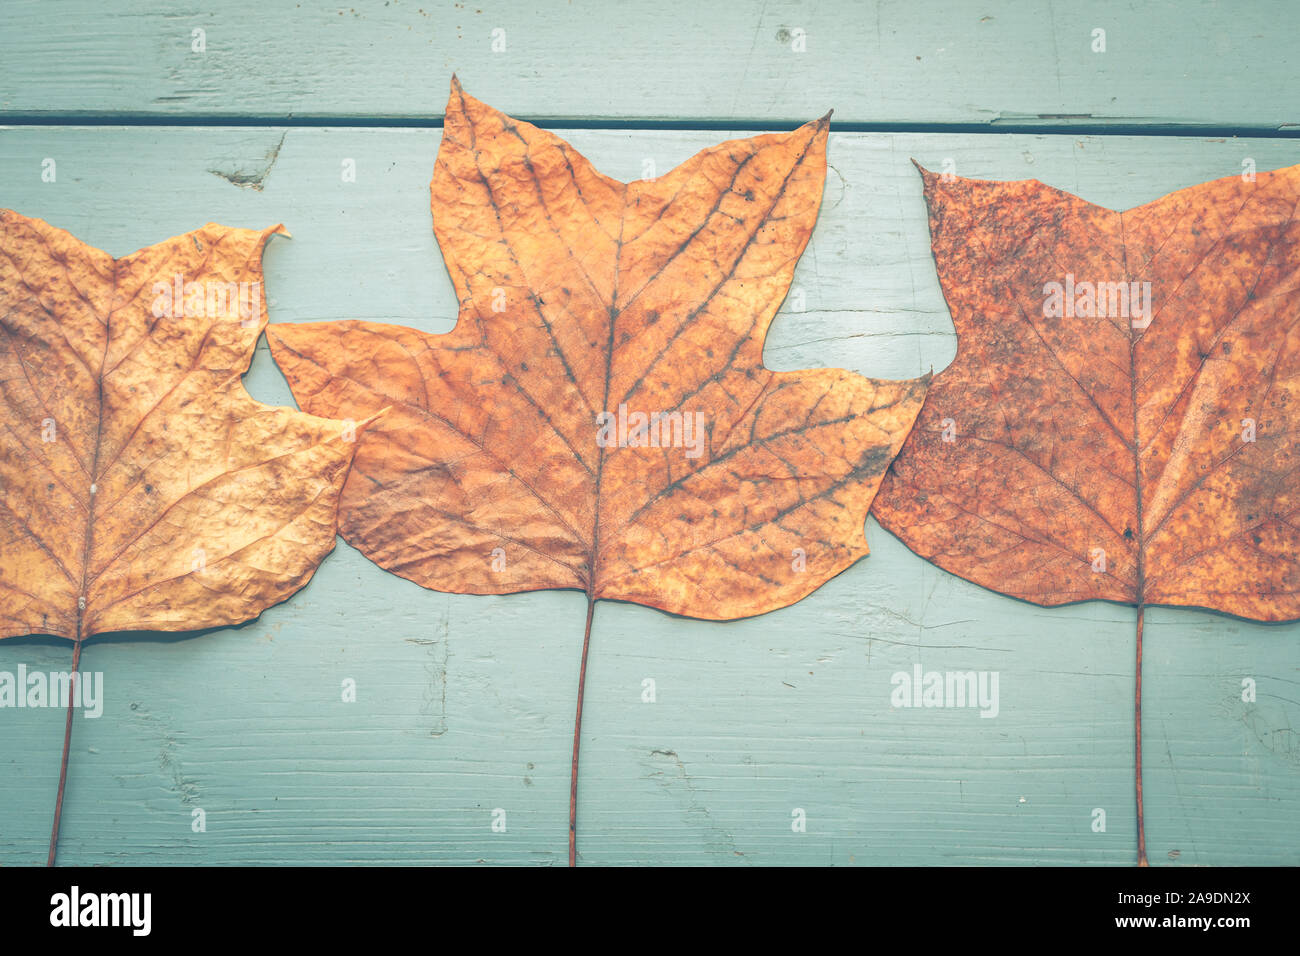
1 0 1298 130
0 127 1296 864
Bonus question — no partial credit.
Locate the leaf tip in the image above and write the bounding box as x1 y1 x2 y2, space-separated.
912 161 946 198
341 407 391 446
444 73 474 122
361 406 392 431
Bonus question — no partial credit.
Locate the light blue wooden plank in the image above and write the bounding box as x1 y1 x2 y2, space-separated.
1 0 1298 130
0 126 1297 865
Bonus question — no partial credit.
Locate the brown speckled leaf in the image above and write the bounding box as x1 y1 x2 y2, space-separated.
270 80 928 621
0 211 366 642
873 163 1300 621
872 162 1300 866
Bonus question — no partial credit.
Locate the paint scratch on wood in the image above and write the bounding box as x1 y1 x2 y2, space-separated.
645 748 750 863
208 132 286 191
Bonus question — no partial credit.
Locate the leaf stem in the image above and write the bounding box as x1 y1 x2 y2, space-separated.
47 638 82 867
569 596 596 867
1135 605 1147 867
569 598 598 868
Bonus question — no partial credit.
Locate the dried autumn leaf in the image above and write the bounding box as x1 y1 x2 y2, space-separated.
270 79 929 863
0 210 367 863
872 162 1300 864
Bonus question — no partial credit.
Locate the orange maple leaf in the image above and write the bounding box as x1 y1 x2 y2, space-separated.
0 210 367 862
270 80 929 863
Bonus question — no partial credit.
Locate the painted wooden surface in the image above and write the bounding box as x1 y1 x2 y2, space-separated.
1 2 1298 867
1 0 1298 130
